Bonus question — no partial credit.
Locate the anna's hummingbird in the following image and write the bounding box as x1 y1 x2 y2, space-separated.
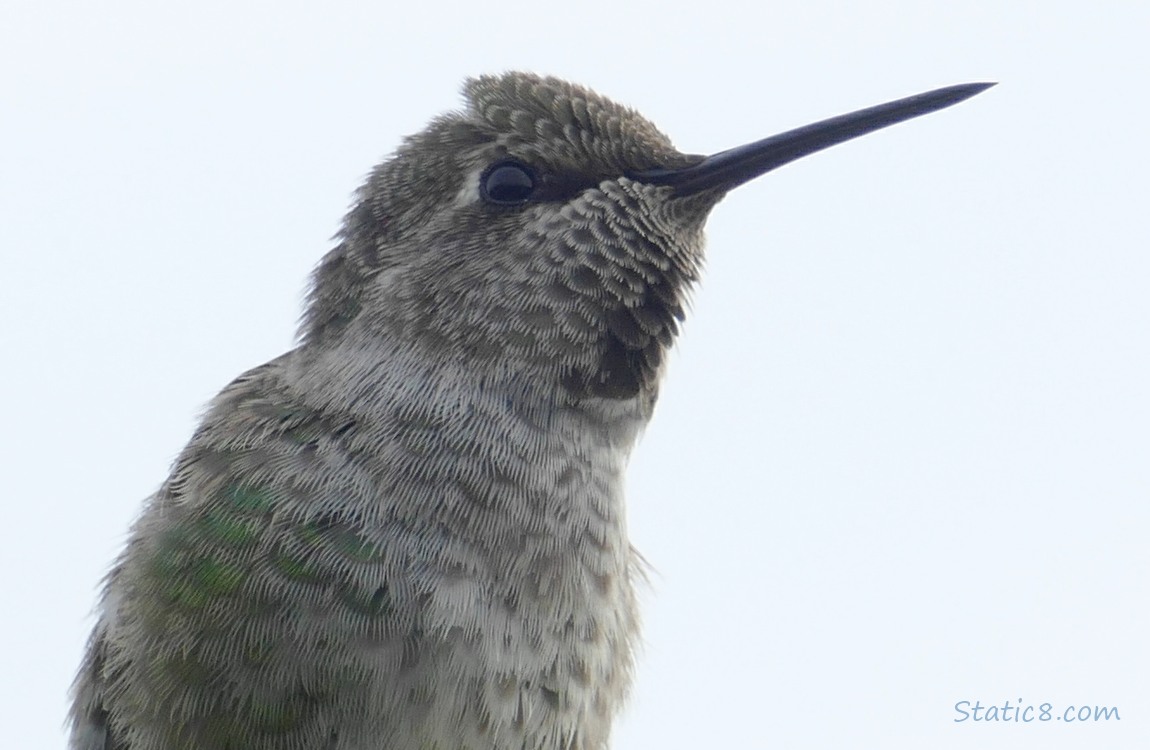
70 72 991 750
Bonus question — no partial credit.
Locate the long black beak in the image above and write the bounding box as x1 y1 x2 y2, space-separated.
632 82 995 196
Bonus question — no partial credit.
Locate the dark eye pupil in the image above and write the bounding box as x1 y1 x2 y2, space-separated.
482 162 535 204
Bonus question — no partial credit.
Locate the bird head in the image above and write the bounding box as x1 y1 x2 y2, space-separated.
302 72 991 406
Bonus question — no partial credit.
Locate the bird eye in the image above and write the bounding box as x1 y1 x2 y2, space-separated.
481 161 536 205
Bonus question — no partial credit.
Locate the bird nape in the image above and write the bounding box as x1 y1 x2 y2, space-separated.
70 72 991 750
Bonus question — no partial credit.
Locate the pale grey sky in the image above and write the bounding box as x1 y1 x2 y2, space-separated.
3 2 1147 748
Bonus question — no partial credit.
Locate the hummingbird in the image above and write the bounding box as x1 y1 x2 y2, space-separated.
70 72 992 750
